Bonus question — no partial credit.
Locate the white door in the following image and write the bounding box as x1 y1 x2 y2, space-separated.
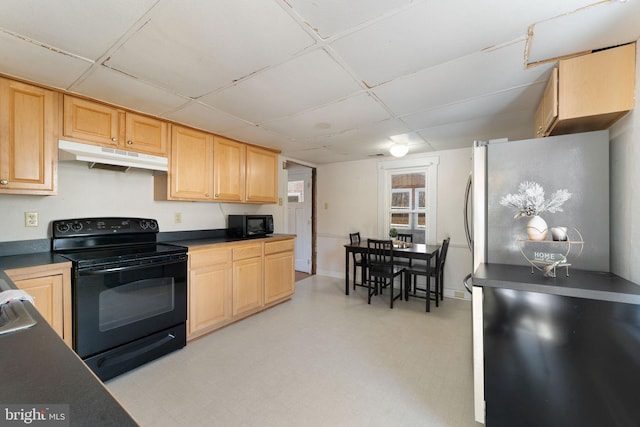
287 167 312 273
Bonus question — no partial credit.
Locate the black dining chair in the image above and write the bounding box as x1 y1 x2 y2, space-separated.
394 233 413 269
366 239 406 308
349 232 367 290
403 237 450 311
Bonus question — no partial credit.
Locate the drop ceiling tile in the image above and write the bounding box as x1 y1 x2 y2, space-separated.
374 41 553 117
0 32 92 89
199 49 362 124
72 66 189 116
163 101 251 133
282 146 358 164
105 0 315 98
418 109 534 151
527 1 640 64
304 118 410 146
0 0 156 60
330 0 594 87
263 93 392 139
222 125 303 151
401 80 546 130
285 0 415 39
320 130 430 157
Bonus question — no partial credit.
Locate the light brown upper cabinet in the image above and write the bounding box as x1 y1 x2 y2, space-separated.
212 137 279 204
213 136 245 202
245 145 278 204
535 43 636 137
63 95 168 156
158 132 279 204
0 78 58 195
155 124 214 201
534 68 558 137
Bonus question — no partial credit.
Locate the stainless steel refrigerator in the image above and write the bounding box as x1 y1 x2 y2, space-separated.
464 130 610 423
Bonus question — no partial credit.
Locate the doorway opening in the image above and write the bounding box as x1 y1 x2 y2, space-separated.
285 161 315 277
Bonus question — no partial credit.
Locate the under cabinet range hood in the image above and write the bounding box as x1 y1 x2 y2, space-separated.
58 140 168 172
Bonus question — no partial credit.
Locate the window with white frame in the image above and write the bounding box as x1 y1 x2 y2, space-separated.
378 157 439 244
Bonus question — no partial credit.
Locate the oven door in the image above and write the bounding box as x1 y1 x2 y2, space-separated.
74 254 187 358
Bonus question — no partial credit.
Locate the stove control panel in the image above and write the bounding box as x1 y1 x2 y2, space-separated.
52 218 159 237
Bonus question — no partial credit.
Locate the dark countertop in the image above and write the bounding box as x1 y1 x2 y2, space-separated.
473 263 640 305
0 302 137 426
0 231 295 426
166 233 295 248
0 247 137 425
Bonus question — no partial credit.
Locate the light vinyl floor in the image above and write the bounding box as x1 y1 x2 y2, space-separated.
106 275 482 427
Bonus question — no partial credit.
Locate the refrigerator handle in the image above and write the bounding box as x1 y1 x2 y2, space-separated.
464 172 473 252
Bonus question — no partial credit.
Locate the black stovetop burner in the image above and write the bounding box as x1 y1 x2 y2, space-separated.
52 217 186 268
57 243 186 269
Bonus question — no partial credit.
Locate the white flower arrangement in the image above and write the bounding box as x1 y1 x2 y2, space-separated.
499 181 571 218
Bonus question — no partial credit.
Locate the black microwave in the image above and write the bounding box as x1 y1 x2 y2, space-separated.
228 215 274 237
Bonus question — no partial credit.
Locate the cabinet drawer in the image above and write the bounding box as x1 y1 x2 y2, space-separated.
233 243 263 261
265 239 294 255
190 248 231 269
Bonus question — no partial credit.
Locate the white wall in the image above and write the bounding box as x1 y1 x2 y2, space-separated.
315 148 473 299
609 40 640 283
0 158 287 242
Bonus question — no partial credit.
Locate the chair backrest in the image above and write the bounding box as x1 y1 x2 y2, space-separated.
437 237 451 271
349 232 361 245
366 239 394 267
397 233 413 243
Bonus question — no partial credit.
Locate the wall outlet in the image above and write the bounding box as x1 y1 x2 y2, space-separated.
174 212 182 224
454 291 465 299
25 212 39 227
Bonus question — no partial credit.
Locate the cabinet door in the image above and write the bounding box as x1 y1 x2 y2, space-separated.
189 265 232 337
125 112 168 156
188 250 232 339
232 256 263 316
264 250 295 305
6 263 72 346
558 43 635 121
0 78 58 194
533 68 558 138
63 95 122 147
541 67 558 134
13 275 63 335
213 136 245 202
245 145 278 203
170 125 214 200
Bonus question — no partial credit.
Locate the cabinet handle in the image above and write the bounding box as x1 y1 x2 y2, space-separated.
0 179 8 185
127 140 133 145
111 137 117 142
205 193 210 198
214 194 218 198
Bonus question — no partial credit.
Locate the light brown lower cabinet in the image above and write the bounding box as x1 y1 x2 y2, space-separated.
188 247 232 340
264 239 295 305
187 236 295 341
5 263 72 346
232 242 263 316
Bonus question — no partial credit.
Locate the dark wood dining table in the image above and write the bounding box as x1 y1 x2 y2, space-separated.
344 240 441 310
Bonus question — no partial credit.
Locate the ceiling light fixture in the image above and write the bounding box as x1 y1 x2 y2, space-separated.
389 143 409 157
389 134 410 157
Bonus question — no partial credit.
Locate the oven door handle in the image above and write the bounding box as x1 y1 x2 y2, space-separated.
79 256 187 274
